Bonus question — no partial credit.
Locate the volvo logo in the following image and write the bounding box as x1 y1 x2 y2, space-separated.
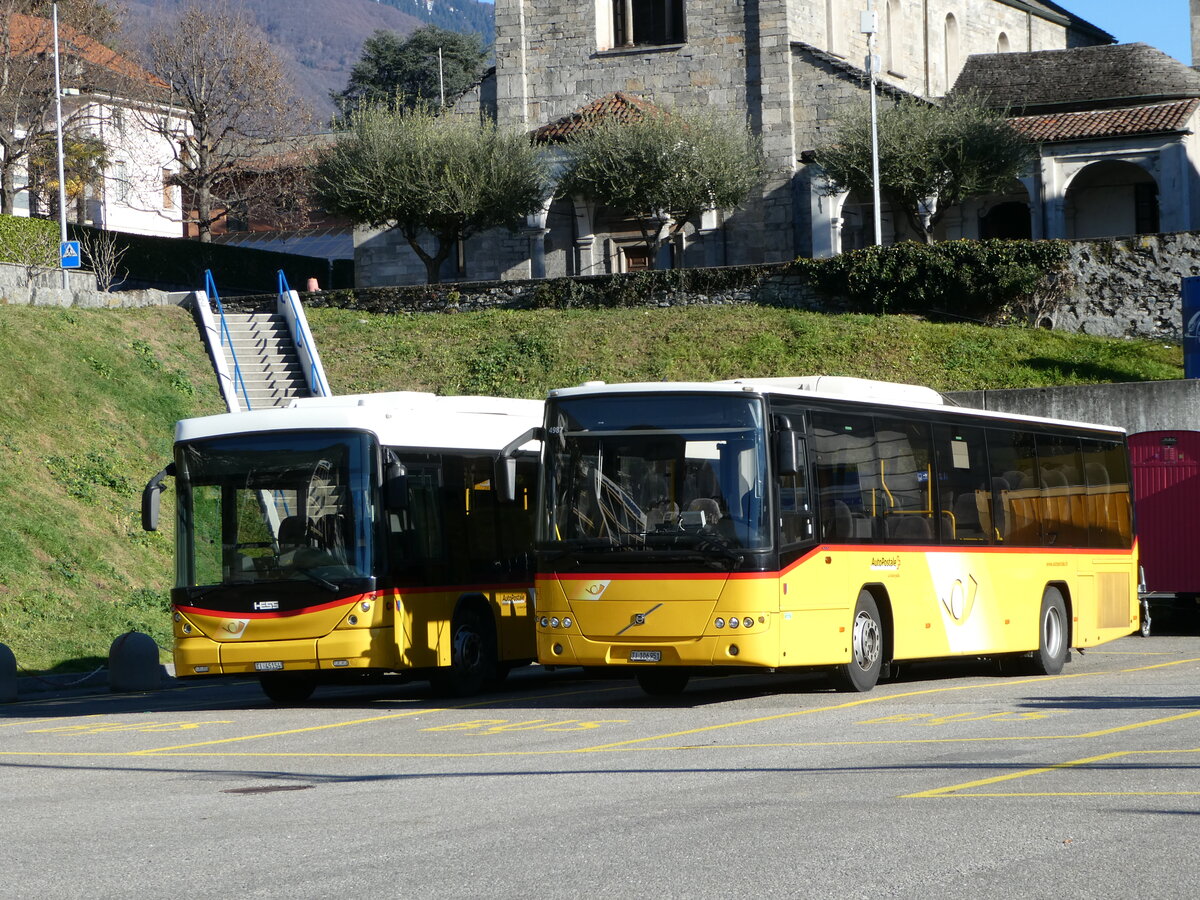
618 603 663 636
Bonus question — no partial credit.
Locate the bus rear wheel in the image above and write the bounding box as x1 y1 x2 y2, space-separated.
636 669 690 696
832 591 884 692
1029 587 1069 675
431 606 497 697
259 673 316 704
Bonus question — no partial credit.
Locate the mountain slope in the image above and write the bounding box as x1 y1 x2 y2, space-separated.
120 0 494 121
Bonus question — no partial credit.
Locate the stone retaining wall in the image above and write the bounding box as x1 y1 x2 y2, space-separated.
0 261 185 308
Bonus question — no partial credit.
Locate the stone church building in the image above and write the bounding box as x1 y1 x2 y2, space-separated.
355 1 1191 286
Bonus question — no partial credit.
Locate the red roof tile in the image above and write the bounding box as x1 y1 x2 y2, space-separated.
1009 99 1200 142
531 92 662 143
9 12 167 92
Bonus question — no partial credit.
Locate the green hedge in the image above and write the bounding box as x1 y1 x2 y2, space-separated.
0 215 59 268
65 223 354 295
788 239 1072 320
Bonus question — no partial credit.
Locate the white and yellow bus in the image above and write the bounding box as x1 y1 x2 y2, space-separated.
143 392 542 703
517 377 1137 695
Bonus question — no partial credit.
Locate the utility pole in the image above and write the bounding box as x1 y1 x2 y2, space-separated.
861 1 883 246
52 0 69 288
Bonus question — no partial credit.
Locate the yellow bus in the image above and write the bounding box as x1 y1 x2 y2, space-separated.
515 376 1137 695
143 392 542 703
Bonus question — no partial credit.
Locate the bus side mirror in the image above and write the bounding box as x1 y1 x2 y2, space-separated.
385 458 408 509
495 456 517 504
776 431 805 477
141 463 176 532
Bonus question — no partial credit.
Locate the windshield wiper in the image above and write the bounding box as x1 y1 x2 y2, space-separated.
292 567 341 592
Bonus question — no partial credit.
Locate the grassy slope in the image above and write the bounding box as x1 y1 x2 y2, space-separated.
0 303 1182 673
0 307 224 673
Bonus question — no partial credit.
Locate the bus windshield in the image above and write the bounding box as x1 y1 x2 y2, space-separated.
540 393 769 552
176 431 375 588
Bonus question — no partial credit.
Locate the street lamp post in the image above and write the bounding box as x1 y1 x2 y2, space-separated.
51 0 69 289
861 1 883 246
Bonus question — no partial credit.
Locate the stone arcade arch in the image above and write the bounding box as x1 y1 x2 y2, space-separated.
1063 160 1159 240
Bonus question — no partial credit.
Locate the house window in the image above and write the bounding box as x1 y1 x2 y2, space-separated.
997 32 1011 53
113 162 129 203
603 0 685 49
884 0 903 74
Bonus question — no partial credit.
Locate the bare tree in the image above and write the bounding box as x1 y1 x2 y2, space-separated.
79 225 125 290
139 0 315 242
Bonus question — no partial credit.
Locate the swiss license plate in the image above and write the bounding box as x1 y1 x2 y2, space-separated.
254 661 285 671
629 650 662 662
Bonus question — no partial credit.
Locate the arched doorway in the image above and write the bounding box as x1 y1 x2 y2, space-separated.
980 201 1032 239
1064 161 1159 239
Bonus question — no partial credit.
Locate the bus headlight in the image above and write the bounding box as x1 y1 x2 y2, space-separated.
562 617 572 628
715 618 725 629
743 617 754 630
540 617 549 628
729 617 739 629
550 617 560 628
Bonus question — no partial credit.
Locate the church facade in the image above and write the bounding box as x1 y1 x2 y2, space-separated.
355 1 1113 286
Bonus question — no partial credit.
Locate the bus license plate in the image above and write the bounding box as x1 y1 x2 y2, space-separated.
255 661 285 671
629 650 662 662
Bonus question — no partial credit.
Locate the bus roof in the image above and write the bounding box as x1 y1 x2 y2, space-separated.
175 392 544 452
546 377 1126 435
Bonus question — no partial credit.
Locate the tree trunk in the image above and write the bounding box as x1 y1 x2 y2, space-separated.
1 165 14 216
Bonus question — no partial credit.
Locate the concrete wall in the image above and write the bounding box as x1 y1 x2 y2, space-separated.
947 379 1200 435
0 261 183 308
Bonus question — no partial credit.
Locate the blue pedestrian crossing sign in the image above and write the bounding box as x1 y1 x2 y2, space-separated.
60 240 81 269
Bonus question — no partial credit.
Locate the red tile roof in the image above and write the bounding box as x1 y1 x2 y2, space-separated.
1009 99 1200 142
531 92 662 143
9 12 167 92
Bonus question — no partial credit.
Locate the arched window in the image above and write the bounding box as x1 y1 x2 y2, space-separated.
944 14 960 91
826 0 842 56
885 0 902 73
600 0 686 50
997 32 1011 53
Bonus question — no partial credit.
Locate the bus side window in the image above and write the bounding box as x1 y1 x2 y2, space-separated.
811 412 876 542
932 424 991 543
1081 438 1132 548
874 419 935 542
1037 434 1088 547
987 429 1040 545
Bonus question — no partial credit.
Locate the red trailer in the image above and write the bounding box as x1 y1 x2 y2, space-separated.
1129 430 1200 633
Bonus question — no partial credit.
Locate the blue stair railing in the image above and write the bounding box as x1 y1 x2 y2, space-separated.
278 270 330 398
206 269 252 411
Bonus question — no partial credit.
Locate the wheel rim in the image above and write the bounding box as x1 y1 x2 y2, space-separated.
453 625 483 675
1042 604 1064 658
852 610 881 671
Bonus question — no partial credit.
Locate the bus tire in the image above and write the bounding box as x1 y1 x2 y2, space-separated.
259 673 316 704
1029 586 1069 675
431 606 497 697
832 590 884 692
636 669 690 696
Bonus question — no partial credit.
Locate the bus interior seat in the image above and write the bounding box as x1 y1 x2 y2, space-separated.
888 515 932 540
278 515 308 549
1085 462 1109 485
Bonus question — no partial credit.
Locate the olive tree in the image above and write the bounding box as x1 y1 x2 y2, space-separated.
555 108 766 267
813 92 1036 244
311 105 549 284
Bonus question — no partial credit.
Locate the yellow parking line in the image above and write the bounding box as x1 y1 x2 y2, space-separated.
905 747 1200 798
1079 709 1200 737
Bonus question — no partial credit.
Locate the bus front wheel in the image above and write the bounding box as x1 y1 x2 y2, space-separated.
832 591 884 692
259 673 316 704
1029 587 1069 675
636 669 690 696
431 606 497 697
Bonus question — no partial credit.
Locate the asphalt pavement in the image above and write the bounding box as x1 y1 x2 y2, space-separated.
2 633 1198 899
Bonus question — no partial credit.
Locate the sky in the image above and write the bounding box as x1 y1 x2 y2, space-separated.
1065 0 1192 63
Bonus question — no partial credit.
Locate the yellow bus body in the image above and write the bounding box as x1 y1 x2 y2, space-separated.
173 586 536 677
536 544 1138 670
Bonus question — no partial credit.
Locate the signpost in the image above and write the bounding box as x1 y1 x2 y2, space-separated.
60 240 81 270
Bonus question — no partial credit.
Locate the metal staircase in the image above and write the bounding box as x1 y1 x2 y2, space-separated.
194 270 331 413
